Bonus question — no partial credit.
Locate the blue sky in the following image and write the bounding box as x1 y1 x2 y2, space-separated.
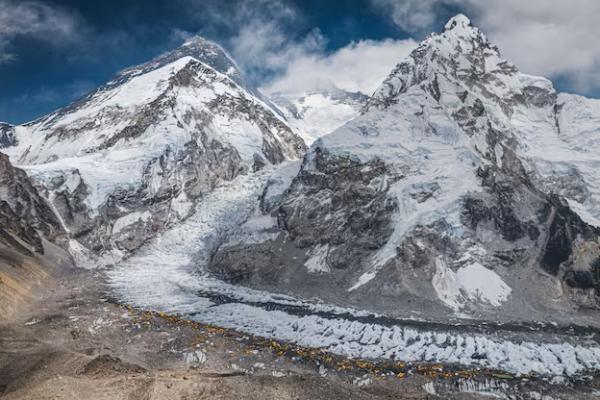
1 0 599 124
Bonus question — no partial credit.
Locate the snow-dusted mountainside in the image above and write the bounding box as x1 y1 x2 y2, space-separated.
210 14 600 319
270 88 368 144
3 36 305 264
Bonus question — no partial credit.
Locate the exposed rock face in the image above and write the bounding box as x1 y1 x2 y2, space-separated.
211 149 400 288
209 14 600 316
0 123 16 148
5 37 305 264
0 153 64 256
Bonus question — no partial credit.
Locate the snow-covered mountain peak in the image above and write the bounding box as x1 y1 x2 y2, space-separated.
167 36 244 84
14 49 302 166
3 35 305 262
27 36 251 133
367 13 556 137
208 12 600 326
368 14 508 107
443 13 472 32
112 35 245 90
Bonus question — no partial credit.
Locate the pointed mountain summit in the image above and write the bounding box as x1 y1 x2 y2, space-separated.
15 36 304 165
368 11 529 114
123 36 246 87
4 36 305 263
443 13 472 31
210 14 600 320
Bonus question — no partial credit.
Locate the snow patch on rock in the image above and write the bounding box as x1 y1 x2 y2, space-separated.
433 259 511 310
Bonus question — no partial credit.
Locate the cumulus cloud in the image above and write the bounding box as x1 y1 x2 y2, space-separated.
371 0 600 95
229 20 326 83
468 0 600 93
371 0 443 33
262 38 417 95
0 0 81 63
194 0 417 96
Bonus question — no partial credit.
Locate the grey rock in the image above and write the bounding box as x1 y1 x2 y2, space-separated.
0 153 65 255
0 123 16 148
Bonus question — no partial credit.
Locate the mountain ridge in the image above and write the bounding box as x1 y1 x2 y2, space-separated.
208 13 600 318
2 36 306 266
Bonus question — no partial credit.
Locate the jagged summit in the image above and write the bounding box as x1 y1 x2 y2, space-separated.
4 33 305 262
70 35 249 104
443 13 473 31
439 13 488 49
26 35 254 129
119 35 246 88
367 13 543 115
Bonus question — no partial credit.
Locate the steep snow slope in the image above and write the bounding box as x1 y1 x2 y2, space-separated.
3 37 305 263
270 88 368 144
210 14 600 319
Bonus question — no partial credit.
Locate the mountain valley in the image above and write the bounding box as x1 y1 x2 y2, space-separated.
2 14 600 400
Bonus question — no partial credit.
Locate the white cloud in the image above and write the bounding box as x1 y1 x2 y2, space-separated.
0 0 80 63
177 0 418 97
218 0 327 86
371 0 600 95
262 38 417 95
201 0 418 96
466 0 600 94
230 20 326 81
371 0 442 33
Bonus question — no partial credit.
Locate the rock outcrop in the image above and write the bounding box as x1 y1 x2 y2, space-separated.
0 123 16 148
0 153 64 256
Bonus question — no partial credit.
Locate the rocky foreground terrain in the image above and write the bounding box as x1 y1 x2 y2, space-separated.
2 249 599 399
2 13 600 400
